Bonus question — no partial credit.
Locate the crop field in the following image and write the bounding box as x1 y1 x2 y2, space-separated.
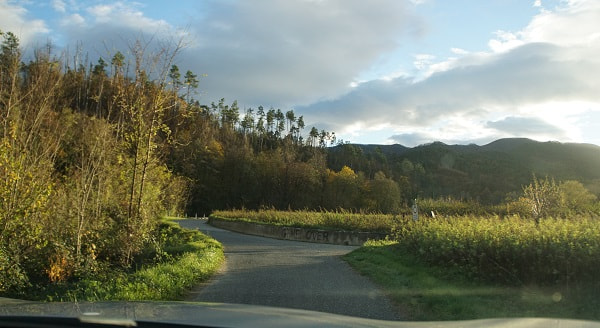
394 215 600 286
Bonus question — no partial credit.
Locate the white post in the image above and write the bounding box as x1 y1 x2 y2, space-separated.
412 199 419 221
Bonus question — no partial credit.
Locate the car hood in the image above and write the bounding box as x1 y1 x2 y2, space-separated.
1 298 599 328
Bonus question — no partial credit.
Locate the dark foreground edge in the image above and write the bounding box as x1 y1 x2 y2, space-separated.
1 298 599 328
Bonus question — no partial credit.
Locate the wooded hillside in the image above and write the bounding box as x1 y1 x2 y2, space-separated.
328 139 600 204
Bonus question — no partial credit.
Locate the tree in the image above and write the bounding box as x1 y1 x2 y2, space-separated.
92 57 107 76
366 171 401 213
0 34 66 288
559 180 597 213
285 110 295 134
169 64 181 91
308 127 319 147
240 108 254 135
297 115 305 131
266 108 275 133
275 109 285 137
1 30 21 137
110 51 125 79
521 175 561 223
111 38 184 266
323 166 363 210
184 70 198 102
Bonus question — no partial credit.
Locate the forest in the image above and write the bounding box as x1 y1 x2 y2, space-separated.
2 30 600 295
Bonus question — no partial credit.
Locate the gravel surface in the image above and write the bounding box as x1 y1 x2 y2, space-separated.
177 219 401 320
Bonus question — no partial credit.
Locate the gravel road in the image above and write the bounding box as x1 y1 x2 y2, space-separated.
177 219 400 320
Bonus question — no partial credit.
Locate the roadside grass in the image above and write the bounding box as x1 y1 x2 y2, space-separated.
35 218 224 302
344 240 600 321
211 208 401 233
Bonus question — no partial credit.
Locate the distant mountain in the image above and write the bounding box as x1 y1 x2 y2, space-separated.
481 138 542 152
328 138 600 203
340 143 410 156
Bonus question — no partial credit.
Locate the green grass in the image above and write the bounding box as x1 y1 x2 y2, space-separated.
34 218 224 302
344 240 600 321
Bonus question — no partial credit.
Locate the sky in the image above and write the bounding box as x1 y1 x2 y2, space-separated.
2 0 600 147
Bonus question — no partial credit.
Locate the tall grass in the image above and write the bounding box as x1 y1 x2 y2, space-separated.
212 208 403 233
395 215 600 286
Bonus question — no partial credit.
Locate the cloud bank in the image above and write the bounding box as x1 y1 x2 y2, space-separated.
300 0 600 145
2 0 599 146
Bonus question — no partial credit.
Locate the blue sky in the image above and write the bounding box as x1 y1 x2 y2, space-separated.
2 0 599 146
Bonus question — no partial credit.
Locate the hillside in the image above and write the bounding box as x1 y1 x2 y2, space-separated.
327 138 600 203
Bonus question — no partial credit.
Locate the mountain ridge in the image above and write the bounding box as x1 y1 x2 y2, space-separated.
327 138 600 203
339 137 600 153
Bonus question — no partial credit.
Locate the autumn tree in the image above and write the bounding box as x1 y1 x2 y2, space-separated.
521 175 562 223
323 166 363 210
365 171 402 213
0 34 66 288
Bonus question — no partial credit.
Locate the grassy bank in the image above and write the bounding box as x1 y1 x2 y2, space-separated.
211 209 400 233
23 219 224 302
344 240 600 321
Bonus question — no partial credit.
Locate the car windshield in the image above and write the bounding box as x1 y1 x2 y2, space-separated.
1 0 600 326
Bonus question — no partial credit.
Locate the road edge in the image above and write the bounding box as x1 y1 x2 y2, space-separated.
208 216 388 246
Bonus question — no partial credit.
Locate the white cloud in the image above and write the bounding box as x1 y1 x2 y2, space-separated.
486 116 566 138
300 0 600 145
87 4 113 21
60 13 85 27
182 0 419 107
24 0 418 109
52 0 66 13
389 132 431 146
413 54 435 70
84 3 170 31
51 2 179 70
489 0 600 51
0 0 49 45
450 47 468 55
488 30 524 53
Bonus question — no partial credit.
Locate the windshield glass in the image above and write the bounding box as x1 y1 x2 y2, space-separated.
1 0 600 325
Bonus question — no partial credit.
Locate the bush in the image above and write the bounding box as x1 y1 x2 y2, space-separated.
10 219 224 302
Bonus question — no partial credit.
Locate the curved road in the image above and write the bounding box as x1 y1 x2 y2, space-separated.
177 219 400 320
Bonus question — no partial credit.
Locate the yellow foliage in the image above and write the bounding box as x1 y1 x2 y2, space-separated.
207 140 224 158
338 165 357 179
47 256 71 283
